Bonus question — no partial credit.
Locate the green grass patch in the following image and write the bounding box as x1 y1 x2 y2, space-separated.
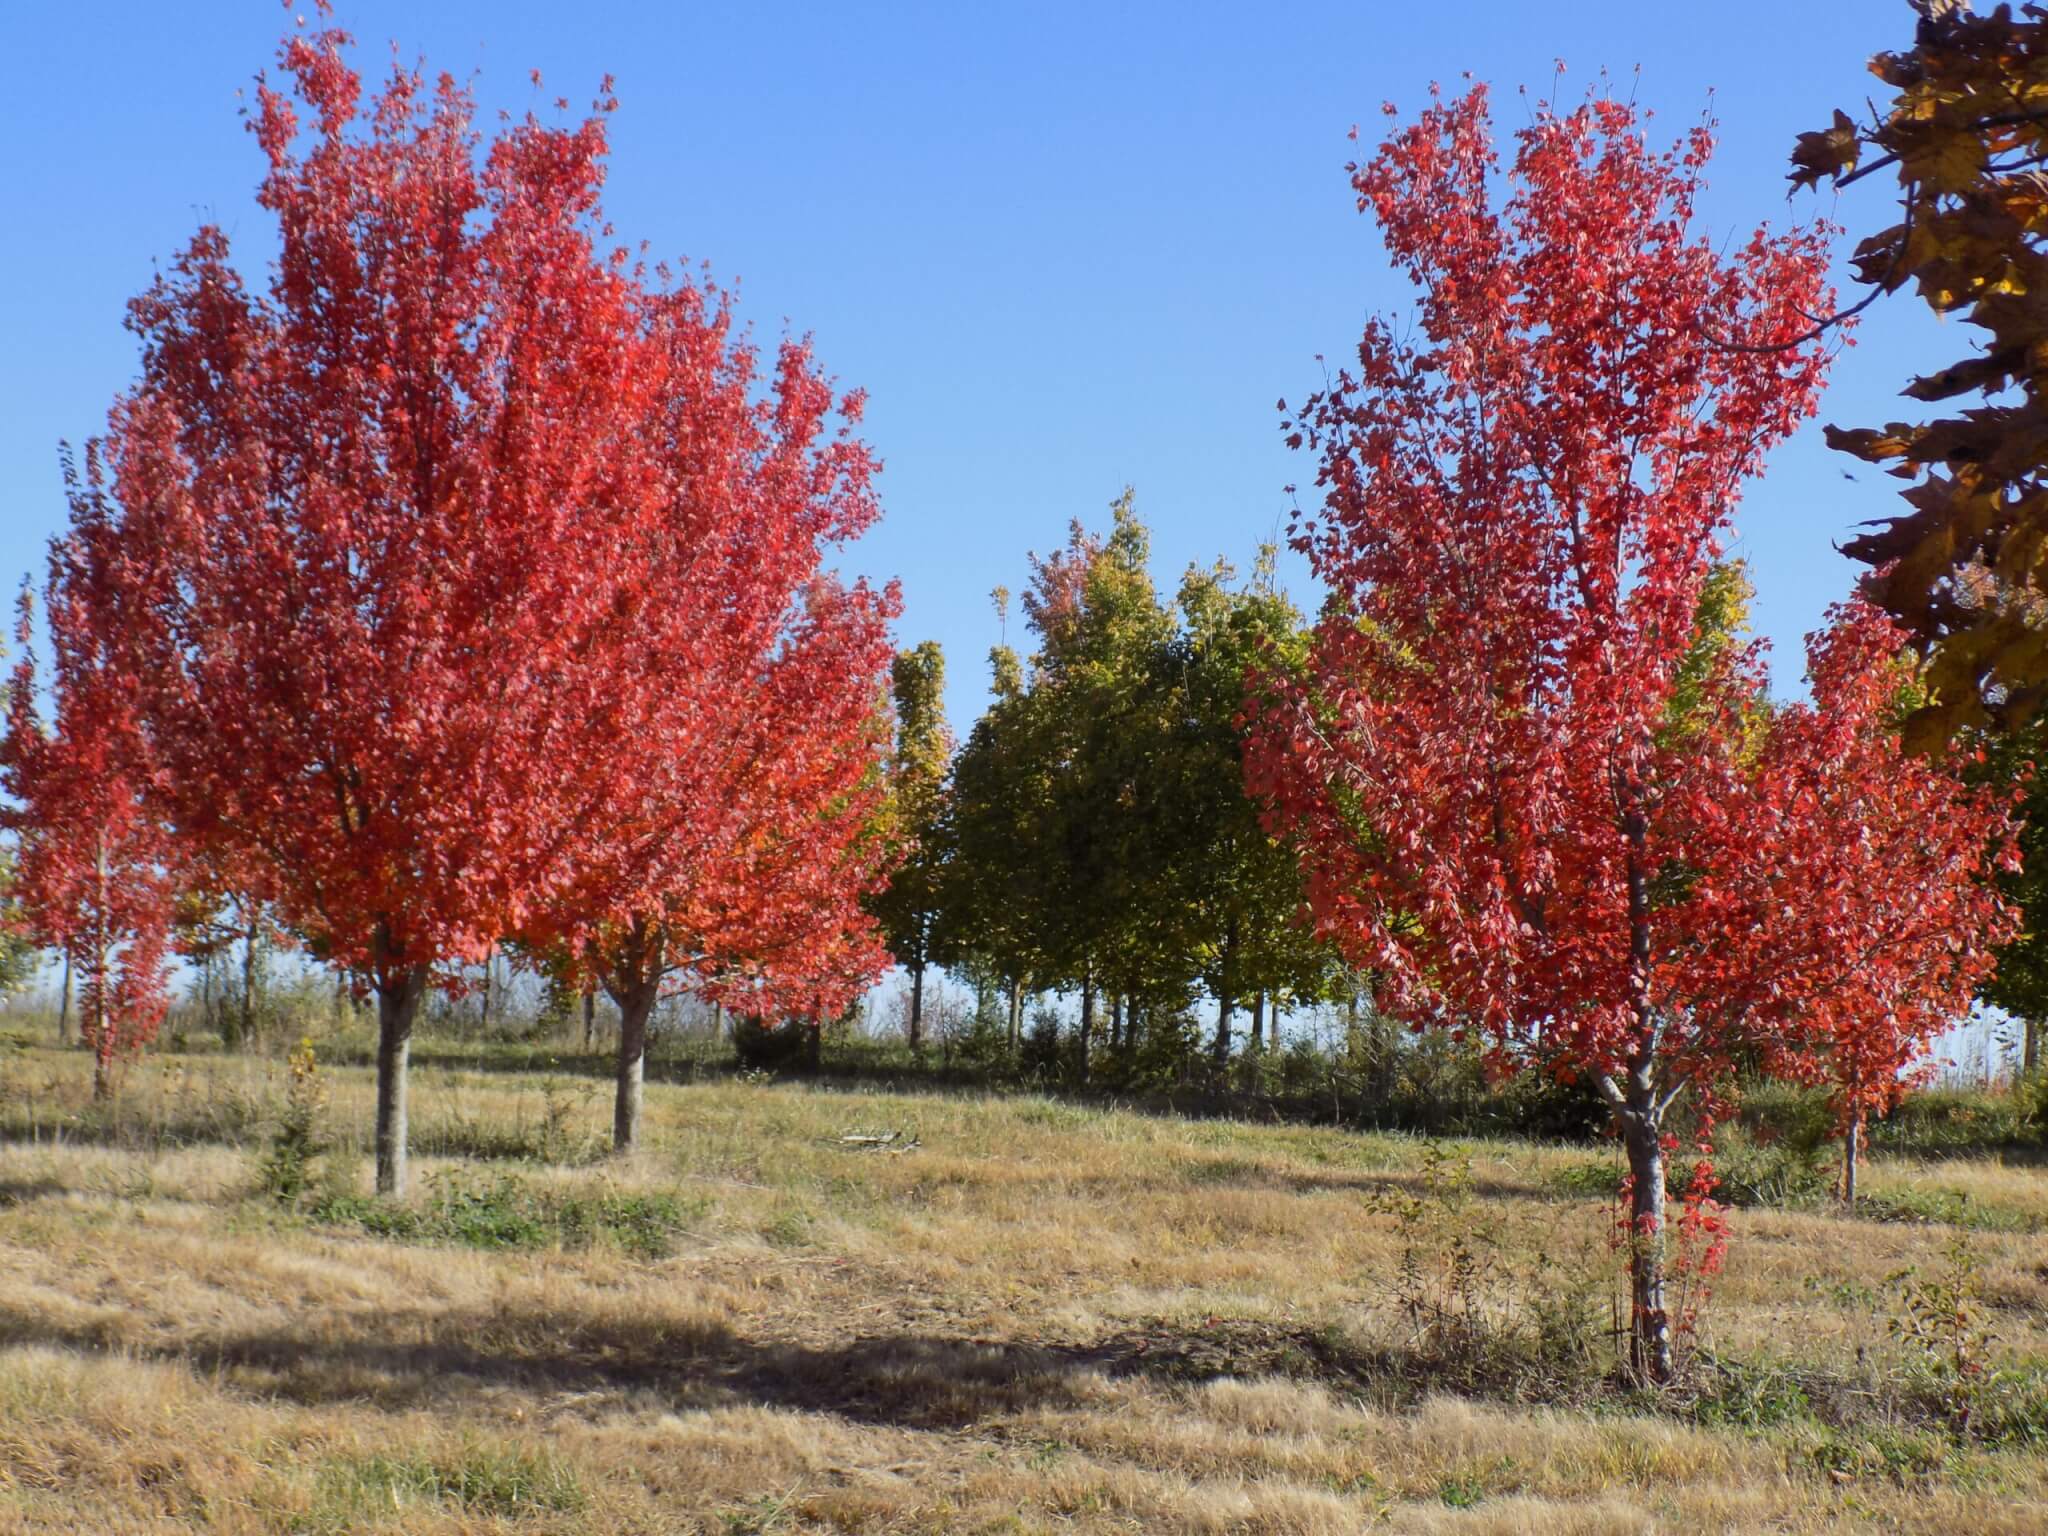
761 1202 816 1248
1798 1425 1959 1485
1544 1146 2040 1233
311 1444 586 1524
1857 1185 2044 1234
311 1172 700 1257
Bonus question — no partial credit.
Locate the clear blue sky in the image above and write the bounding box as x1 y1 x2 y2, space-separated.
0 2 1948 734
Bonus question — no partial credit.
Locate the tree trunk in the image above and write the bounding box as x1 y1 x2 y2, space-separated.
1212 919 1238 1067
480 947 494 1034
1007 979 1022 1050
609 975 658 1154
909 963 925 1053
2025 1016 2041 1077
714 1000 727 1041
1842 1114 1862 1206
1078 966 1094 1083
805 1012 823 1071
57 951 71 1046
1616 803 1673 1384
200 952 216 1044
1110 994 1124 1052
90 979 111 1101
582 985 596 1051
373 961 429 1197
1620 1104 1672 1384
1249 990 1265 1053
241 915 258 1052
90 891 112 1097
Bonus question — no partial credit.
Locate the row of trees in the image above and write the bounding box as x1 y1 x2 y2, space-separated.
2 0 2042 1393
0 18 900 1193
872 494 1342 1074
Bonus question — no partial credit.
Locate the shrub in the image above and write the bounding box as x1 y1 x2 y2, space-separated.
733 1015 811 1070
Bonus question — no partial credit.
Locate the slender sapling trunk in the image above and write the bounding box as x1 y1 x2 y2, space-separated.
1842 1113 1862 1206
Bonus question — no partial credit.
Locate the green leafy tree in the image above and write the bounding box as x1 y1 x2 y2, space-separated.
866 642 954 1050
943 494 1341 1080
940 594 1048 1048
1014 492 1176 1075
0 645 44 998
1170 550 1340 1063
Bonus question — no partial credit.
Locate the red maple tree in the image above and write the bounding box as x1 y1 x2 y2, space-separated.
1749 602 2017 1204
534 557 899 1149
3 571 173 1101
1247 85 2009 1380
54 16 895 1190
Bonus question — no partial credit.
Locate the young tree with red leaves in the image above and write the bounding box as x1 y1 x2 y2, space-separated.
56 15 896 1192
1752 603 2016 1205
3 581 173 1101
1247 85 2007 1381
540 568 899 1152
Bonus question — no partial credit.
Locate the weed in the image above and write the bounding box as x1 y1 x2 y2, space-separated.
255 1037 326 1208
1690 1357 1815 1431
1437 1473 1484 1508
1802 1425 1957 1484
537 1075 603 1164
763 1203 815 1248
1887 1234 2000 1435
1861 1185 2042 1233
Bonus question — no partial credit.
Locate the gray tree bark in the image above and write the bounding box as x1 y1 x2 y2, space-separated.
609 975 658 1153
1621 1105 1672 1383
373 957 429 1196
1078 967 1095 1083
240 914 259 1052
1842 1114 1862 1206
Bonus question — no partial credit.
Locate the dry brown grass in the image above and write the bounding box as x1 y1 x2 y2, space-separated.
0 1039 2043 1533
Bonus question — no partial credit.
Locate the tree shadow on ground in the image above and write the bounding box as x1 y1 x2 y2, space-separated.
0 1297 1412 1428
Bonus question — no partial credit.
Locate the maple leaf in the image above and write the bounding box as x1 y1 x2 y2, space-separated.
1789 107 1862 191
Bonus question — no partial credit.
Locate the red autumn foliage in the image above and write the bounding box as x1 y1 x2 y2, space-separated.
1246 84 2012 1380
534 565 899 1151
54 16 895 1188
3 573 173 1100
1751 601 2018 1197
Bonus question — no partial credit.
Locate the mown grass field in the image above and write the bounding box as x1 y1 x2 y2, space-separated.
0 1032 2044 1534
